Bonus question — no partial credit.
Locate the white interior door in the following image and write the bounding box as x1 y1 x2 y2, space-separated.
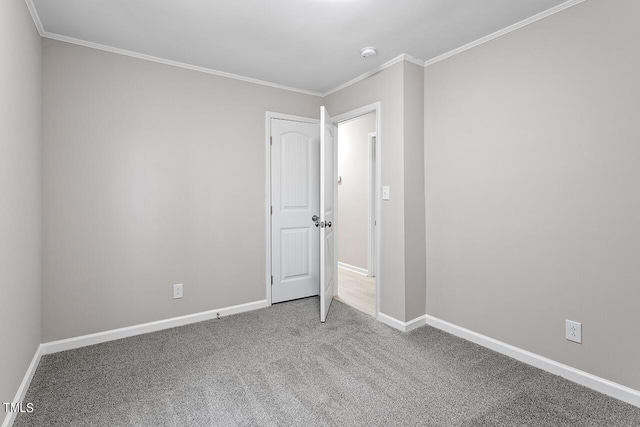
320 107 338 322
271 118 320 303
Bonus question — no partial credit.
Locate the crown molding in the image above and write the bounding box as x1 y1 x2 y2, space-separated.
24 0 585 98
423 0 586 67
402 54 426 68
41 32 324 97
24 1 322 97
24 0 44 35
322 54 425 97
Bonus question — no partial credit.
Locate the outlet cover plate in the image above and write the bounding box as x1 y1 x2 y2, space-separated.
173 284 183 299
566 319 582 344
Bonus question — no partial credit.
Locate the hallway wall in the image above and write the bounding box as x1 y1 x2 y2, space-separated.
337 113 375 271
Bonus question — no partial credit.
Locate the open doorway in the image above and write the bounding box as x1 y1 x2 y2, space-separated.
335 112 377 317
266 103 381 322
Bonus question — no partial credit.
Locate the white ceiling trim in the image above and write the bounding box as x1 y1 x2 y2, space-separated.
40 32 325 97
402 54 426 68
25 1 323 97
322 54 424 97
423 0 586 67
317 0 586 95
24 0 586 98
24 0 44 35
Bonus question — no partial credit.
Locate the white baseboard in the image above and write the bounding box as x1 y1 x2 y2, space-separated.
3 299 269 426
41 299 269 355
338 262 368 276
425 315 640 408
377 312 427 332
1 344 43 427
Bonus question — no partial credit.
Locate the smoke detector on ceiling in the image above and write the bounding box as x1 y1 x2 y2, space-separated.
360 47 377 58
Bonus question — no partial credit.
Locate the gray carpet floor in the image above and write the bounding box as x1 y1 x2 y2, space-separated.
15 298 640 426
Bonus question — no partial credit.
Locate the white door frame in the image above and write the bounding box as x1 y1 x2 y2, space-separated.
333 102 382 317
367 131 378 278
265 111 320 306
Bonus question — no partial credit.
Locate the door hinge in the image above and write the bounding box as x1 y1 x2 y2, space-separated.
270 206 273 215
270 136 273 145
271 275 273 285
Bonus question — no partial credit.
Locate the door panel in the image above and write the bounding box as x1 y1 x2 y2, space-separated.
281 227 310 280
281 134 310 209
320 107 337 322
271 119 320 303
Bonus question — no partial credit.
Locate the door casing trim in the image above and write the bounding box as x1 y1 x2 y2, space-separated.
367 131 378 278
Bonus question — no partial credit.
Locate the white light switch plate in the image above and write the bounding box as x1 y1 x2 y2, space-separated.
382 186 390 200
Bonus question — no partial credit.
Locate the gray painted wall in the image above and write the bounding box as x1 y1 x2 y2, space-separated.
337 113 375 271
0 0 42 412
424 0 640 390
42 40 321 341
403 62 426 321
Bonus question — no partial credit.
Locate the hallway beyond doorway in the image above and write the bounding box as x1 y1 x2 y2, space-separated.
336 268 375 317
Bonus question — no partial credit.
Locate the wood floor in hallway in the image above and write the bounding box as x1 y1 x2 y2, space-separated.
335 267 375 317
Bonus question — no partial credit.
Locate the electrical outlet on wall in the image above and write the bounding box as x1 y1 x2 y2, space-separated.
566 319 582 344
173 283 183 299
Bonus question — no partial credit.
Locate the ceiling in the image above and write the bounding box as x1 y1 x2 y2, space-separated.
30 0 574 95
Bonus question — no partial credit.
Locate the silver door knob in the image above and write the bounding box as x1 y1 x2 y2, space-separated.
326 221 332 228
312 215 319 222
